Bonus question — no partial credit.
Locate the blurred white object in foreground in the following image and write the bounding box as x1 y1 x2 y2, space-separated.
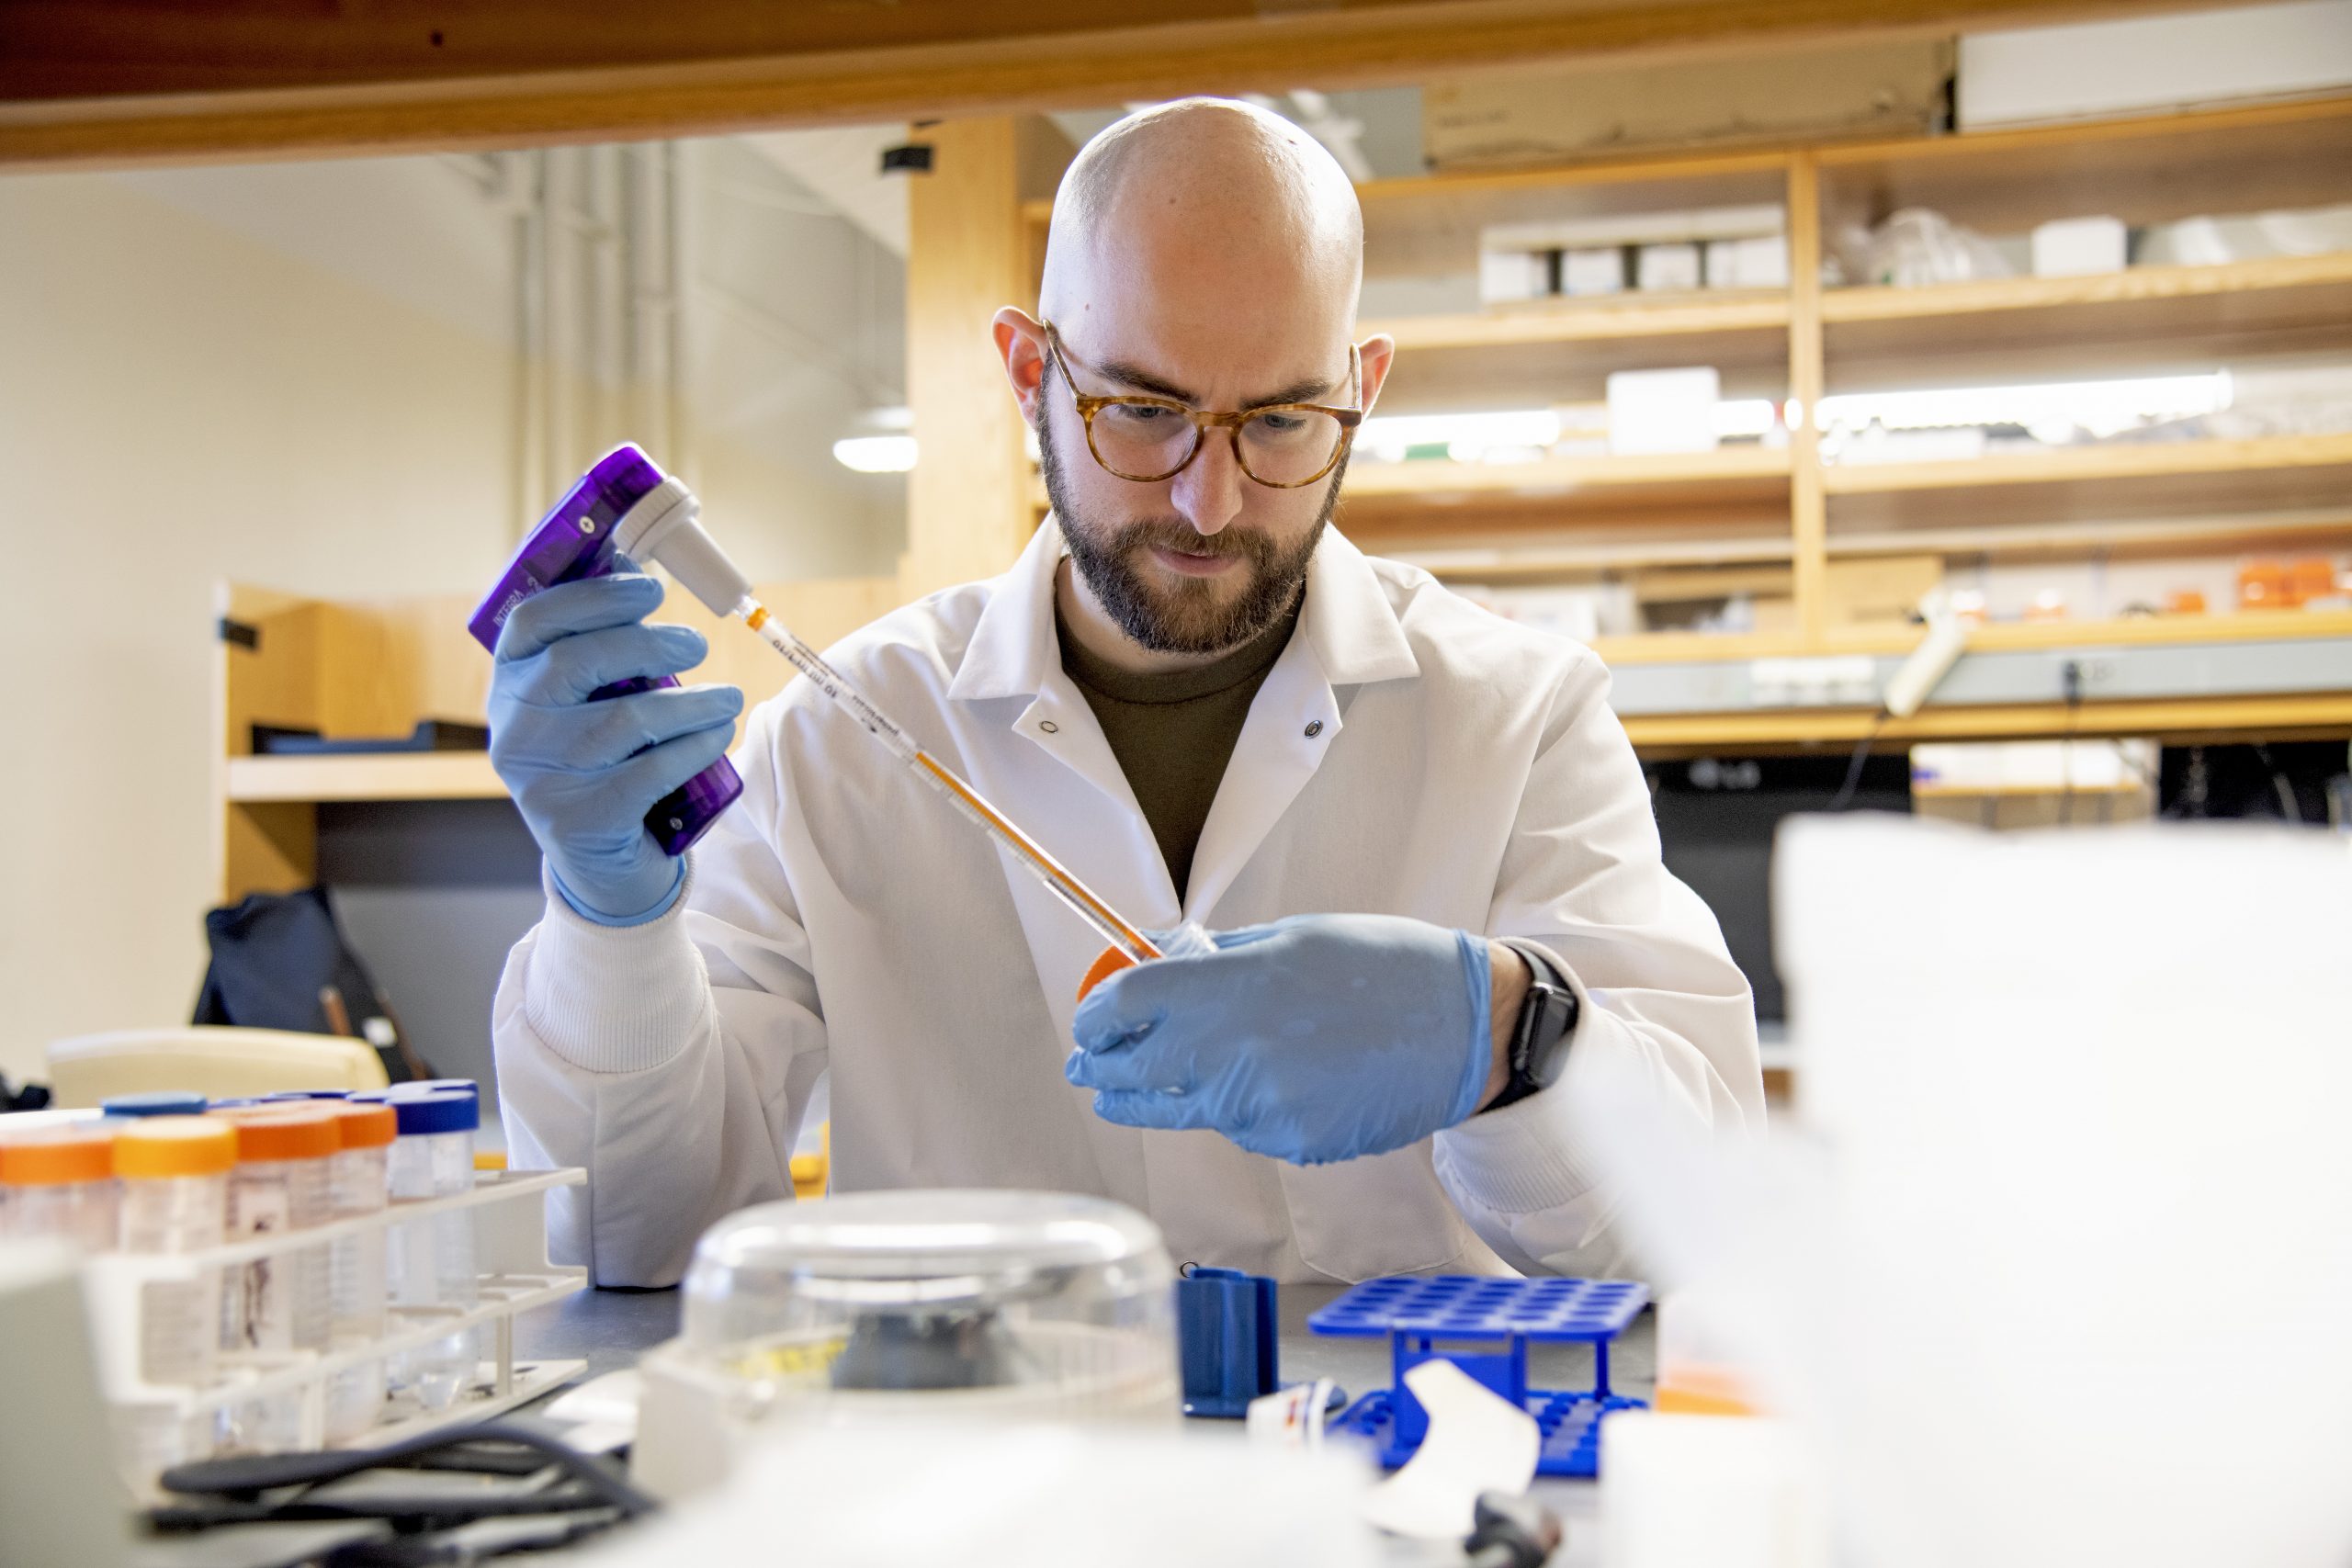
1570 818 2352 1568
1601 1411 1829 1568
1363 1359 1540 1540
581 1424 1377 1568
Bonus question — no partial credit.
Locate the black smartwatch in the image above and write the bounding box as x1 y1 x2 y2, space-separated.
1484 947 1580 1112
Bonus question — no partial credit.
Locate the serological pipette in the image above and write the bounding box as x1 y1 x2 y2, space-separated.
729 595 1162 965
598 447 1163 970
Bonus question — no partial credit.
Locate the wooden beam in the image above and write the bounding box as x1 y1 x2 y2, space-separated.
900 118 1039 600
1786 153 1828 647
0 0 2264 170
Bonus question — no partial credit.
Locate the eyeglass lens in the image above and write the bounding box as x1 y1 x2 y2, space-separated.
1091 402 1346 486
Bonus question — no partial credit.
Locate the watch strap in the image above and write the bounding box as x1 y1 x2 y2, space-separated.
1485 943 1580 1111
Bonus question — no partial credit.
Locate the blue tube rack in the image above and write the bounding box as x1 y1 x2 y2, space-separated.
1307 1275 1649 1477
1177 1265 1280 1417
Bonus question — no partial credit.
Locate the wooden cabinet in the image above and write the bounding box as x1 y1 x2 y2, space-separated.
962 96 2352 751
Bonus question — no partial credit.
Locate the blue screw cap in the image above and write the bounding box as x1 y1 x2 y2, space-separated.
102 1091 208 1118
390 1090 479 1136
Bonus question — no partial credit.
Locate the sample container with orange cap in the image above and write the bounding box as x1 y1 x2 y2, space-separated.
322 1100 396 1442
0 1123 119 1253
215 1106 339 1451
1652 1290 1769 1418
112 1115 237 1475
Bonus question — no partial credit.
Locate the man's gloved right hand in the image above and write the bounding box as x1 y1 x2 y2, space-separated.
488 569 745 925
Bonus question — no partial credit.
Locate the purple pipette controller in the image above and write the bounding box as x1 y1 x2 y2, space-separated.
468 444 743 857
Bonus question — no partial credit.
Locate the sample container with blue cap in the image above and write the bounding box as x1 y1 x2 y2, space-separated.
385 1091 481 1411
387 1079 479 1100
102 1091 208 1119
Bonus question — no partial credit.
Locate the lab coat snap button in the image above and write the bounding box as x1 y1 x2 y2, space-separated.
1304 720 1324 738
1039 720 1059 734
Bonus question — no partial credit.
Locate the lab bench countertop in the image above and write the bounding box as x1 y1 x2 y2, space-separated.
130 1281 1653 1568
506 1279 1656 1564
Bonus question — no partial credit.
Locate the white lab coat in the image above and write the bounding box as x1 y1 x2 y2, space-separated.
492 518 1762 1287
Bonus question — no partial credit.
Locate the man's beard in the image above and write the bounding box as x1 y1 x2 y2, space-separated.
1040 410 1345 657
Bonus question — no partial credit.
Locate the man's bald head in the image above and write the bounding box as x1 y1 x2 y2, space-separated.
1040 98 1364 328
997 99 1396 669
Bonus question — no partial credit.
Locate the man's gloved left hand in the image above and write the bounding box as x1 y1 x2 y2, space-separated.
1065 913 1495 1166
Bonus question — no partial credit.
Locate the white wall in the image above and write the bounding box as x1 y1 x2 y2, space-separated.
0 164 520 1083
686 136 909 583
0 144 910 1087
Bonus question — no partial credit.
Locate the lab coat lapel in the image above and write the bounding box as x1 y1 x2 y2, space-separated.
944 518 1170 1212
1183 528 1419 921
944 515 1182 998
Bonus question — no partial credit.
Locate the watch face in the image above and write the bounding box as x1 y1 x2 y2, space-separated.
1525 983 1577 1088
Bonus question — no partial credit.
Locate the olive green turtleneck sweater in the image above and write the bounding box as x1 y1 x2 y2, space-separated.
1056 596 1304 903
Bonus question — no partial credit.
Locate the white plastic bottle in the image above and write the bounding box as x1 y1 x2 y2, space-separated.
322 1101 395 1443
111 1117 236 1480
383 1091 480 1410
215 1107 338 1452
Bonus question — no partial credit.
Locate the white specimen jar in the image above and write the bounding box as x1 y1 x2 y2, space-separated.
111 1117 235 1483
216 1108 338 1453
322 1101 395 1443
382 1091 480 1411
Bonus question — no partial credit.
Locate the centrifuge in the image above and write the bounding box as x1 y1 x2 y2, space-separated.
634 1190 1180 1497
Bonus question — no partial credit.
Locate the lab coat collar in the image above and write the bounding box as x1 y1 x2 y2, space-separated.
944 513 1419 703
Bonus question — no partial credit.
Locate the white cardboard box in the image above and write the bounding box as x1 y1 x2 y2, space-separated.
1477 247 1552 304
1959 0 2352 128
1704 234 1792 289
1608 367 1721 456
1426 38 1950 167
2030 216 2129 276
1635 242 1702 293
1561 246 1627 296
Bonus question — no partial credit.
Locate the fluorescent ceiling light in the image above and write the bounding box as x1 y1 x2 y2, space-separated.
833 434 918 473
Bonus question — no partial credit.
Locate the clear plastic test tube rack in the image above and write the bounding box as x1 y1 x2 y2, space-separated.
78 1167 588 1495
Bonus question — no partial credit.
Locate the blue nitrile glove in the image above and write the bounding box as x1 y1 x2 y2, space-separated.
487 568 744 925
1066 913 1495 1165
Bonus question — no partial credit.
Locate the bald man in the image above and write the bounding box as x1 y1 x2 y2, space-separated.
490 99 1764 1288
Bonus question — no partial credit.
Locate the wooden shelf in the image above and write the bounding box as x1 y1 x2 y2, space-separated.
1348 446 1791 501
1590 608 2352 666
1013 99 2352 725
1910 778 2145 799
1828 505 2352 563
1822 434 2352 541
1824 433 2352 495
226 752 506 805
1356 148 1792 280
1372 292 1791 407
1861 608 2352 655
1387 535 1794 581
1623 692 2352 754
1377 291 1789 350
1825 252 2352 328
1814 96 2352 238
1823 254 2352 382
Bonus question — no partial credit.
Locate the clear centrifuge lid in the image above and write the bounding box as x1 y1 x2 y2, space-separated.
679 1190 1178 1407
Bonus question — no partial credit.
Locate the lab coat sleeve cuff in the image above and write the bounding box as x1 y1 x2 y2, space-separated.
1437 948 1623 1214
522 859 715 1076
